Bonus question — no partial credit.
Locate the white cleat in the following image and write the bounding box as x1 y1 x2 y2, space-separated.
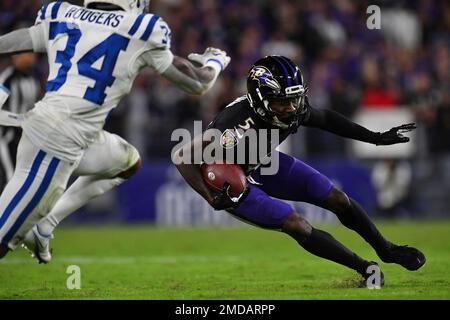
22 225 53 264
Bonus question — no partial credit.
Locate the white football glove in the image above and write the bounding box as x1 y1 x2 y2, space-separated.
188 47 231 73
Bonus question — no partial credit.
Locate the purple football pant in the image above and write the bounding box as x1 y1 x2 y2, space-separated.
229 152 334 229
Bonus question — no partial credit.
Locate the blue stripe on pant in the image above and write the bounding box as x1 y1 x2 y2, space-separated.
0 151 46 233
0 153 60 245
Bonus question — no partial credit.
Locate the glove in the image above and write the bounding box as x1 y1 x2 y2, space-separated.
376 123 417 145
211 183 249 211
188 47 231 73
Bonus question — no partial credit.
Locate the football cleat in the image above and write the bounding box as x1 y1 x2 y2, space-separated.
379 244 426 271
22 225 53 264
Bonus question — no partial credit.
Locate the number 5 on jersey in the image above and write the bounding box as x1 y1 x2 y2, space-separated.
47 22 130 105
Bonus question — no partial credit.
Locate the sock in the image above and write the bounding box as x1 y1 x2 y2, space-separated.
38 176 125 236
335 198 392 256
300 228 370 275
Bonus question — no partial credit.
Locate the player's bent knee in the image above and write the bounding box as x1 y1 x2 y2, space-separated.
282 212 312 243
115 158 141 180
327 187 351 212
0 244 9 259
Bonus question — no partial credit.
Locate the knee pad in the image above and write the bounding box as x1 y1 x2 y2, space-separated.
127 144 140 170
106 136 141 179
115 143 141 179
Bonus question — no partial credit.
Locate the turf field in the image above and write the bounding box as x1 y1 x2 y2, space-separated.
0 221 449 300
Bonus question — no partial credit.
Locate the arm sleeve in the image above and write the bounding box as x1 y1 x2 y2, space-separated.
303 107 381 144
0 28 36 55
128 16 174 75
28 23 48 53
0 2 61 55
143 17 173 73
142 48 174 74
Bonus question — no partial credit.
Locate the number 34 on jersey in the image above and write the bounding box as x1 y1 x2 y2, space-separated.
34 1 172 107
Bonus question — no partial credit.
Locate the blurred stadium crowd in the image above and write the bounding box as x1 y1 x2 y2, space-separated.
1 0 448 157
0 0 449 218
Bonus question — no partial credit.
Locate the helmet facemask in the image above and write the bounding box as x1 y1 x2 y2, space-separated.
249 82 308 129
266 93 307 129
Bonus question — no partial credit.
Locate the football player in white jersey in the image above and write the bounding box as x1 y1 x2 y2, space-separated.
0 0 231 261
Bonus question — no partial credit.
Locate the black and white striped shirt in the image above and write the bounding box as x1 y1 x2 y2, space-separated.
0 66 40 114
0 66 40 184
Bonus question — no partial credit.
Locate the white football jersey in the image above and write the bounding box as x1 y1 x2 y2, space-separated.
22 1 173 163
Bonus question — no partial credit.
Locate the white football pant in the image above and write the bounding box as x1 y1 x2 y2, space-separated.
0 133 75 250
0 130 140 250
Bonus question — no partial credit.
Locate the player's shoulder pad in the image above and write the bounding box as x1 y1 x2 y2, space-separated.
225 95 250 110
35 1 70 25
126 13 171 48
212 96 251 128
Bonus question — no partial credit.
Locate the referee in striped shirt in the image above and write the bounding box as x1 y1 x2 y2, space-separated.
0 52 41 191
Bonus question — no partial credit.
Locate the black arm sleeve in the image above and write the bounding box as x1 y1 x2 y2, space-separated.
303 107 381 144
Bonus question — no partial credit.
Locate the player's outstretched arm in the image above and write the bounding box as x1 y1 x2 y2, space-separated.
0 29 34 56
0 22 47 56
162 48 230 95
304 103 416 145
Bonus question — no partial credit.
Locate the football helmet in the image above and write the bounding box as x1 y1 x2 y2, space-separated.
84 0 150 14
247 55 308 129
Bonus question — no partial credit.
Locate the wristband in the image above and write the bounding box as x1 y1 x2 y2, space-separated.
205 58 224 73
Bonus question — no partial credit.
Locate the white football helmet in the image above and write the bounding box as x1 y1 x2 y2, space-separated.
84 0 150 14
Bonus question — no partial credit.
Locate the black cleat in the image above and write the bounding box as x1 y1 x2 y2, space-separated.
359 261 385 288
380 244 426 271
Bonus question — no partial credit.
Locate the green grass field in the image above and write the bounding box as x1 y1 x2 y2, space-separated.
0 221 449 300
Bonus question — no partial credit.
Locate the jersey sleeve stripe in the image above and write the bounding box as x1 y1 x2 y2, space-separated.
39 3 49 21
51 1 63 19
140 15 160 41
128 13 145 36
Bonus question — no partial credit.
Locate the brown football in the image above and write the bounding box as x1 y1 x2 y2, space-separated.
201 162 247 197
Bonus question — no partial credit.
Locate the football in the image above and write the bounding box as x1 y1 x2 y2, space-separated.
201 162 247 197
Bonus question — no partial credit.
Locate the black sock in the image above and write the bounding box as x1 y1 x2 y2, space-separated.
336 198 392 256
300 228 370 275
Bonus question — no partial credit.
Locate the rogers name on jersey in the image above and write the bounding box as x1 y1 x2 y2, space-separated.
65 7 124 28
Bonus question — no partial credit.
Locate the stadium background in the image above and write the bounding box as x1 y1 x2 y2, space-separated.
0 0 448 225
0 0 449 301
